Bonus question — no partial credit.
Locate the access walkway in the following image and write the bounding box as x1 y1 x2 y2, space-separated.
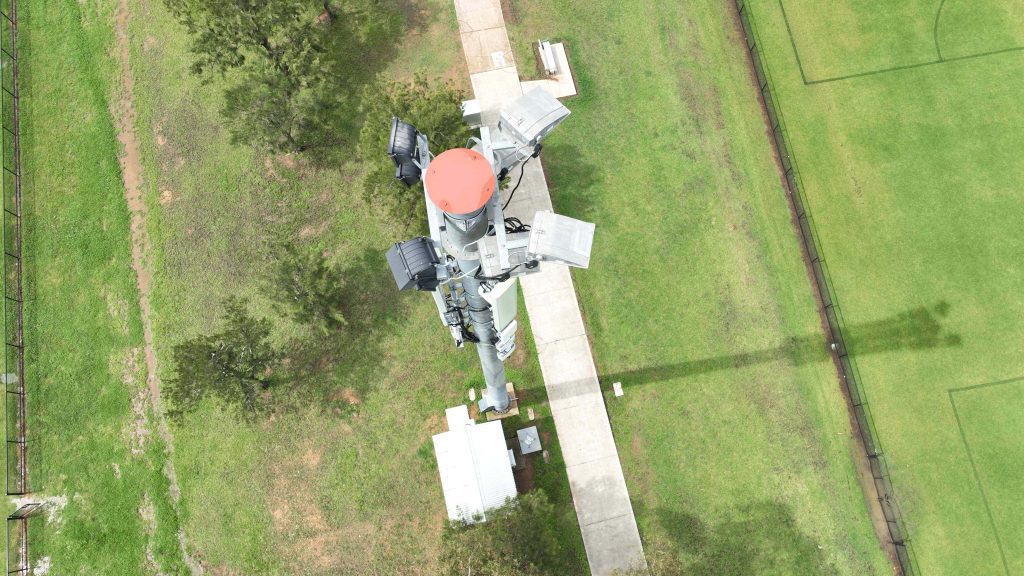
453 1 648 573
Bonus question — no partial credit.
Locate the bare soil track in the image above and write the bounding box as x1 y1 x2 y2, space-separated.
112 0 202 572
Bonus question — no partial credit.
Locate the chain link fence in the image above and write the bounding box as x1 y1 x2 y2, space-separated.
734 1 918 574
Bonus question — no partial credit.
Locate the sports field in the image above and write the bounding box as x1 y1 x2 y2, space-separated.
508 0 892 573
744 1 1024 574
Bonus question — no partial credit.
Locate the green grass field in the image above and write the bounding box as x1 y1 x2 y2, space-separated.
746 1 1024 574
508 0 892 573
19 1 187 572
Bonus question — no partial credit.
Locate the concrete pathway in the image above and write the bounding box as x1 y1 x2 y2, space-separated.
453 2 648 573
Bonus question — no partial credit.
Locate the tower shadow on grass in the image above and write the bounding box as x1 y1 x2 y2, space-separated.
604 301 961 389
653 502 839 576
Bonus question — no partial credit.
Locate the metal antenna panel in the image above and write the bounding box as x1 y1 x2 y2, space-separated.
528 211 595 269
498 88 570 147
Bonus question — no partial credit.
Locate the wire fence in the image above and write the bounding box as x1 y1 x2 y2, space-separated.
6 503 39 576
1 0 26 497
1 0 36 573
733 1 917 574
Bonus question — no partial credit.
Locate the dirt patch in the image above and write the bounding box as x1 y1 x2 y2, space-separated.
31 556 50 575
110 347 149 456
262 157 280 180
206 567 243 576
422 413 443 435
303 444 323 469
268 457 351 572
139 493 165 575
298 221 327 239
139 493 156 531
111 1 200 573
508 327 528 368
13 495 67 525
499 0 521 24
277 154 297 169
159 190 174 205
329 387 361 405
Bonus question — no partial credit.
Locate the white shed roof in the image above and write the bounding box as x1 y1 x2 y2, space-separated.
433 405 517 524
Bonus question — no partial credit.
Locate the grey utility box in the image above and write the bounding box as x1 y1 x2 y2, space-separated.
517 426 542 455
462 99 482 127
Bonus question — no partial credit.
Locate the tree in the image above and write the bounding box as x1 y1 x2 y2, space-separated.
269 243 346 332
164 0 325 151
166 297 280 421
439 490 576 576
357 76 471 226
165 0 400 153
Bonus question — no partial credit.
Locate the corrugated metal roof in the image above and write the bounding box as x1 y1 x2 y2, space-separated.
433 408 517 524
445 405 472 429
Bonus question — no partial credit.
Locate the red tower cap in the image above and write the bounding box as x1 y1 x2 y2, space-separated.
425 148 495 214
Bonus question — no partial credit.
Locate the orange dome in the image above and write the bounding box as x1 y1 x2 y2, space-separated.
425 148 495 214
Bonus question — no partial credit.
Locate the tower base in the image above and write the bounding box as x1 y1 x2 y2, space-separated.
481 382 520 421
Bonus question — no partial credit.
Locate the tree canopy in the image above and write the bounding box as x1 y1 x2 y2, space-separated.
165 0 400 153
166 297 280 421
268 242 347 332
439 490 577 576
357 76 471 226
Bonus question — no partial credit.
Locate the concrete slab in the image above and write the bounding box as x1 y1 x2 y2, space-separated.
484 381 520 420
533 336 599 388
503 160 553 218
581 514 648 575
460 26 514 74
542 376 602 414
453 0 504 33
557 409 619 470
469 68 522 116
522 42 578 98
519 265 572 297
524 286 586 345
567 455 636 527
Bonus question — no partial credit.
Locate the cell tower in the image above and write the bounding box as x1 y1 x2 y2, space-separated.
385 89 594 414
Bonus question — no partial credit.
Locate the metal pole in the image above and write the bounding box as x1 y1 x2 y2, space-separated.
442 208 510 412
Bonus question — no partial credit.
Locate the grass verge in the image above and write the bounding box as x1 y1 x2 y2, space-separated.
508 0 892 573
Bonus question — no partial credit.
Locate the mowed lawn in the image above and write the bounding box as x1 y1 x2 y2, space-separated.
509 1 891 574
747 0 1024 574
